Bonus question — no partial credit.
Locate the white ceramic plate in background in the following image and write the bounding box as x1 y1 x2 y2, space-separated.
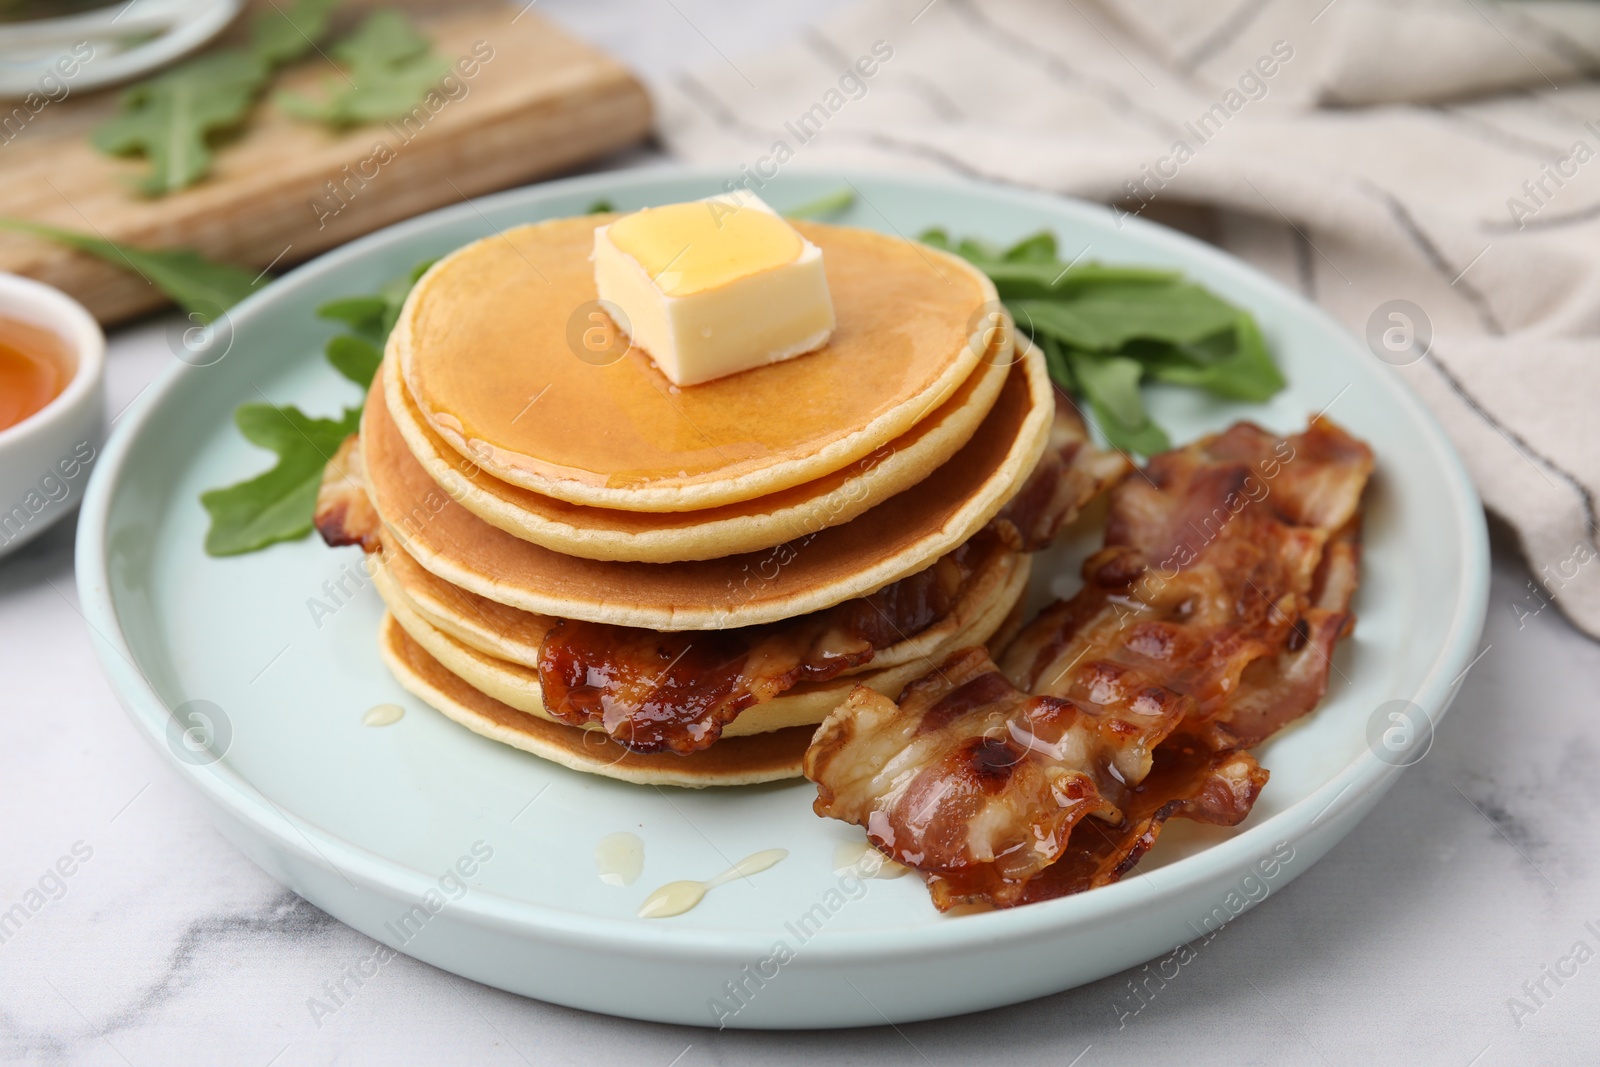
75 167 1488 1028
0 0 242 99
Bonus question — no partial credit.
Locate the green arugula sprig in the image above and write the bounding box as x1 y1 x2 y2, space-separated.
200 260 433 556
921 228 1285 455
92 0 341 195
313 260 432 388
785 188 856 220
0 220 262 323
277 10 449 127
199 405 363 557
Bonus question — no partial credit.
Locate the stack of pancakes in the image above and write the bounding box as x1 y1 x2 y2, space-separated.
317 214 1066 787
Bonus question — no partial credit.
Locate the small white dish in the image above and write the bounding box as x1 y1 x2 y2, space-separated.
0 273 105 558
0 0 243 100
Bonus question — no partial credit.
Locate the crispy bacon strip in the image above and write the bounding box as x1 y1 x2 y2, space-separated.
806 417 1373 909
993 393 1130 550
1004 419 1371 732
313 434 382 552
539 530 1012 754
1018 740 1268 902
806 645 1190 908
1203 518 1362 750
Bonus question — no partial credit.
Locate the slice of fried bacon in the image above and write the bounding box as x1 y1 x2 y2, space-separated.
313 434 382 552
1018 739 1268 902
805 417 1373 909
538 529 1014 754
1003 418 1372 733
1202 517 1362 750
993 391 1131 551
806 645 1191 909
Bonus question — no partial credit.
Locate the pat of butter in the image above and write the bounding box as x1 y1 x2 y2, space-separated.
593 192 835 387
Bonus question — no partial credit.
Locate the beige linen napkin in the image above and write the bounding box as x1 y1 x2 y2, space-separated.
653 0 1600 639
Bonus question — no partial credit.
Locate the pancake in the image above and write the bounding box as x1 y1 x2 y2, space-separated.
372 527 1029 680
362 342 1054 630
378 615 814 787
376 560 1031 741
372 544 1030 740
395 216 999 512
370 542 554 665
383 326 1017 562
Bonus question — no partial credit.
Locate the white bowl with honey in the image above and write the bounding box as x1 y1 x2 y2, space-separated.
0 273 105 558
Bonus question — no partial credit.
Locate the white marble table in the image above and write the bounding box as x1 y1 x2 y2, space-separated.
3 2 1598 1063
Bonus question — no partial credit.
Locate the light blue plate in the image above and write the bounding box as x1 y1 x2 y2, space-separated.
75 167 1488 1028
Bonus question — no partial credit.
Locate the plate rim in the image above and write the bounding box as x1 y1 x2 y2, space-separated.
75 163 1490 962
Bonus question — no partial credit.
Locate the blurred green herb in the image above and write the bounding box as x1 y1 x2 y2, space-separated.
315 258 433 388
921 228 1285 455
276 10 448 127
200 405 362 556
786 189 856 220
92 0 341 195
0 219 262 323
200 259 432 556
586 199 615 214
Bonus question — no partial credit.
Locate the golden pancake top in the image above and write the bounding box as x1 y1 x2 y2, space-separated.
396 215 996 513
383 337 1016 563
362 346 1054 630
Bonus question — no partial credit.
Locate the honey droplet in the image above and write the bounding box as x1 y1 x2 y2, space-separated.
832 839 909 879
362 703 405 727
637 848 788 919
596 832 644 887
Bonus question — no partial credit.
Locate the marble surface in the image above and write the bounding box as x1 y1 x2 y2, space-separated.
3 2 1599 1064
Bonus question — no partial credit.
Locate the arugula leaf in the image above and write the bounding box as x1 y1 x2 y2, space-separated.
1134 313 1285 401
0 219 261 322
315 295 390 336
920 227 1177 300
201 259 434 556
1037 333 1075 393
91 0 340 195
785 188 856 220
1010 282 1239 351
200 404 361 556
378 259 434 328
999 231 1058 263
277 11 449 127
250 0 341 66
324 335 382 388
926 227 1286 456
314 260 431 388
972 261 1179 302
93 52 267 196
1066 349 1171 456
956 236 1003 262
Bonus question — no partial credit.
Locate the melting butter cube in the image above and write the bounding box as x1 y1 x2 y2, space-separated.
592 191 836 386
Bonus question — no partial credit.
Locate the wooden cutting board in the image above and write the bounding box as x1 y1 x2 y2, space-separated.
0 0 652 325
